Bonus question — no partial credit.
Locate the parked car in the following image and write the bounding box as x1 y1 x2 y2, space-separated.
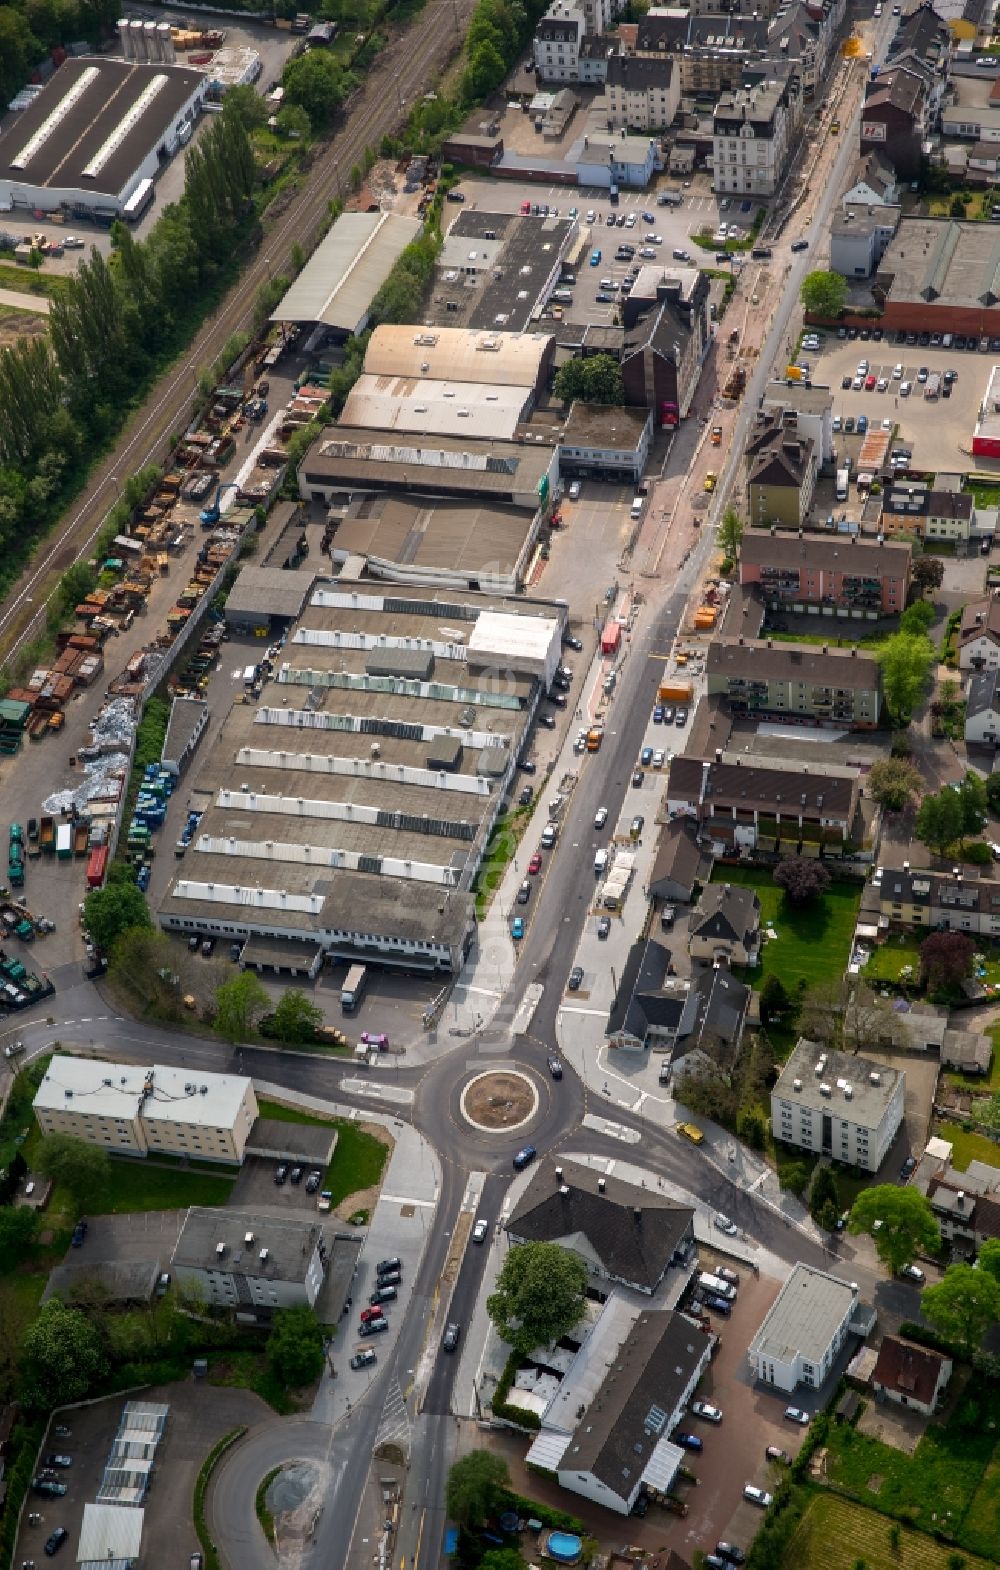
33 1482 67 1499
377 1257 401 1276
511 917 525 940
305 1170 323 1194
705 1295 732 1316
743 1485 772 1507
717 1265 739 1286
691 1402 723 1424
360 1307 385 1325
567 966 584 990
714 1214 738 1235
289 1165 303 1185
900 1263 925 1282
528 852 542 875
44 1456 72 1469
673 1432 703 1451
594 806 608 829
71 1220 87 1247
766 1446 790 1463
784 1407 810 1425
597 916 611 939
472 1218 489 1244
717 1543 746 1564
44 1529 69 1556
370 1286 397 1304
350 1349 377 1370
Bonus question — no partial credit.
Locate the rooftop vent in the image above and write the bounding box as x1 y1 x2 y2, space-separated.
819 1082 832 1097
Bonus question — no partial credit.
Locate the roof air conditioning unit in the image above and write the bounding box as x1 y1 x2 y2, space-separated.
819 1082 832 1097
245 1232 254 1246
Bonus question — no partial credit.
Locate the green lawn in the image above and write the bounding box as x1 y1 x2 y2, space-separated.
822 1390 1000 1550
863 934 922 985
935 1121 1000 1175
93 1158 234 1214
709 865 861 990
256 1098 389 1206
785 1491 997 1570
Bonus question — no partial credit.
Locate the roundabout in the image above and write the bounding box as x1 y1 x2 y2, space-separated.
460 1067 538 1132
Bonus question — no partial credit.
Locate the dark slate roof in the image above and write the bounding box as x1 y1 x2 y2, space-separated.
507 1156 694 1290
967 668 1000 720
872 1335 950 1404
686 965 750 1054
690 882 760 945
959 597 1000 646
668 754 859 819
566 1311 710 1499
649 818 704 900
606 54 674 90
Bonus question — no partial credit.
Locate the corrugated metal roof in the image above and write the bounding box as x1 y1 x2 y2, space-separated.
78 1503 144 1561
270 212 422 331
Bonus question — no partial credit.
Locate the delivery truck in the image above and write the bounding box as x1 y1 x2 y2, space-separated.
340 964 368 1014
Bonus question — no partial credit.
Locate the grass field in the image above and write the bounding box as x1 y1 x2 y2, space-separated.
935 1121 1000 1175
256 1098 389 1206
93 1159 235 1214
785 1492 997 1570
822 1387 1000 1553
863 934 922 985
710 865 861 990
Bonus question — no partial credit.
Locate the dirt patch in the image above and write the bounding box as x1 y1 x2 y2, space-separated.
867 1474 883 1494
334 1182 379 1222
0 309 47 348
464 1070 535 1129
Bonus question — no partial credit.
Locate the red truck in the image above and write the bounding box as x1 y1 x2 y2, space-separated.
86 845 109 889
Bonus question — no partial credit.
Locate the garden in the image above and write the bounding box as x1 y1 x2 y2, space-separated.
783 1492 997 1570
709 864 861 992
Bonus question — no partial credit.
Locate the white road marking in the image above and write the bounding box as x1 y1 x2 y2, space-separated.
558 1004 607 1017
380 1194 437 1208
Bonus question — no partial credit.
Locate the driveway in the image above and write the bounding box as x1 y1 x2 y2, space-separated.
69 1208 185 1267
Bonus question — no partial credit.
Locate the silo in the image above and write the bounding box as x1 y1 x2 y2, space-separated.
144 21 158 58
158 23 175 63
118 18 132 58
130 18 146 59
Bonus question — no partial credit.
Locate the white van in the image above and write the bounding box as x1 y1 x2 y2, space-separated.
697 1272 737 1300
594 848 609 876
630 496 645 520
568 480 581 501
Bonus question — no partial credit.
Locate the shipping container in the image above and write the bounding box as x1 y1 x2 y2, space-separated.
86 845 109 889
56 824 73 858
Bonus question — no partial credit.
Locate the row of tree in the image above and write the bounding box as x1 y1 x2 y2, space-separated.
0 106 255 594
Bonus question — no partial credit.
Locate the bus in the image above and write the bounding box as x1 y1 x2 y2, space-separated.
122 178 154 225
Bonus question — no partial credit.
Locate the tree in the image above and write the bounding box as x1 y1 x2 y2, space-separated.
267 989 325 1044
915 788 965 857
267 1305 326 1386
461 38 508 101
809 1164 840 1229
34 1134 110 1211
487 1241 588 1354
956 771 988 839
876 631 934 723
848 1185 940 1275
922 1262 1000 1357
214 970 270 1041
800 270 848 318
282 48 348 126
760 972 791 1026
912 555 945 595
987 773 1000 818
867 758 924 813
221 84 269 131
0 1205 37 1265
553 354 625 406
736 1105 767 1149
900 600 935 637
276 103 311 140
83 884 150 953
919 930 975 993
19 1299 108 1410
773 856 831 904
446 1451 510 1528
480 1552 527 1570
718 506 744 559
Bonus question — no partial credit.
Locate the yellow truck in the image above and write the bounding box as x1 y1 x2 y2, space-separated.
586 727 604 752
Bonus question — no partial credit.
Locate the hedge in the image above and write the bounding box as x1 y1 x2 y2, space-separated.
193 1426 248 1570
0 1416 46 1570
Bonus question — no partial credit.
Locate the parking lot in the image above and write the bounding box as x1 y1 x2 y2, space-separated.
801 331 996 474
229 1154 333 1216
17 1381 267 1570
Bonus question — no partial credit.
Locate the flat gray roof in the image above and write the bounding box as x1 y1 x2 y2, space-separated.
562 401 651 451
0 56 203 199
225 566 318 620
878 217 1000 310
270 212 422 331
774 1038 902 1129
172 1206 324 1283
749 1263 857 1366
328 493 535 578
246 1117 337 1164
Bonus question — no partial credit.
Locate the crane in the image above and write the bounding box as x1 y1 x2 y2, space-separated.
199 480 240 527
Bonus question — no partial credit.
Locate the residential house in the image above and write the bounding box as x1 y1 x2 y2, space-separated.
171 1208 328 1319
747 1263 867 1392
534 6 586 82
705 636 883 728
608 936 750 1067
761 380 835 464
621 267 711 422
33 1056 259 1165
739 529 912 615
771 1038 906 1172
842 150 900 207
560 402 653 482
940 1025 993 1075
745 411 818 529
605 54 680 130
871 1336 952 1416
886 3 953 88
665 751 862 854
926 1175 1000 1253
524 1307 714 1515
507 1156 695 1296
713 77 795 197
830 203 901 279
878 484 976 544
958 598 1000 669
688 881 761 965
932 0 991 45
877 865 1000 939
648 818 706 904
965 667 1000 745
861 68 928 181
634 11 771 96
575 129 663 189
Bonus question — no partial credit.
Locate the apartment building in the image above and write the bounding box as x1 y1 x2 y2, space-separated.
533 0 625 76
830 203 901 279
861 67 928 181
878 484 976 544
665 752 862 854
706 637 882 728
739 529 911 615
761 382 834 465
605 54 680 130
712 77 794 197
745 411 818 529
621 267 711 422
878 866 1000 939
171 1208 327 1319
33 1056 259 1165
748 1264 863 1393
958 598 1000 669
771 1038 905 1172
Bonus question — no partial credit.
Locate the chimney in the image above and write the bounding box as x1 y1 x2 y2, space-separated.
555 1165 563 1182
957 1190 965 1207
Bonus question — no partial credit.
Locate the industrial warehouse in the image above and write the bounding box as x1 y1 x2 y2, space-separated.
156 580 567 973
268 211 424 339
0 53 207 218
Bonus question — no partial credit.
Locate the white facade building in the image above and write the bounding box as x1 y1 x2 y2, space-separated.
771 1039 905 1173
33 1056 259 1164
712 78 793 197
605 55 679 131
171 1207 327 1317
747 1263 861 1393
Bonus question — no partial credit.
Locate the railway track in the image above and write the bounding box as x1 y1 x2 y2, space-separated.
0 0 474 671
